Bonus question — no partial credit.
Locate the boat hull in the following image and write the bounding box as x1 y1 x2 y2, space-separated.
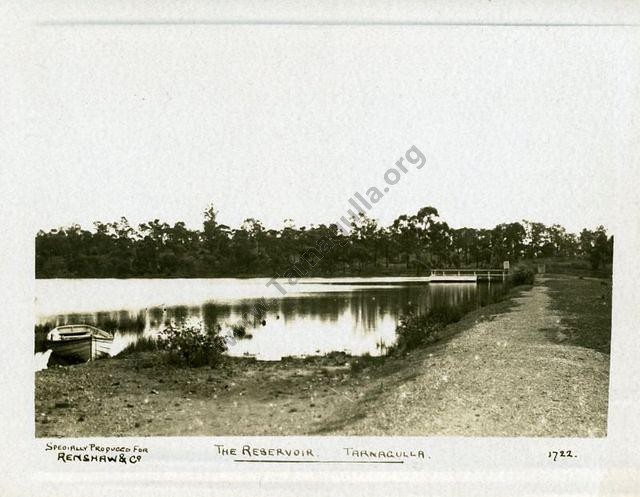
47 336 113 362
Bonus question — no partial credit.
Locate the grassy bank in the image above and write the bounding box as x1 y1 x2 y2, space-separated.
544 275 612 354
537 257 612 280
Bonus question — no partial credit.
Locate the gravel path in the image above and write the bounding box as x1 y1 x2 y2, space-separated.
334 280 610 436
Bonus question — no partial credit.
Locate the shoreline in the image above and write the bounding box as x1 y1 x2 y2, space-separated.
35 274 610 437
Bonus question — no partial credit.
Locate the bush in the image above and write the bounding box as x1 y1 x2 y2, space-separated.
508 267 535 286
390 312 443 354
158 322 227 367
389 303 475 355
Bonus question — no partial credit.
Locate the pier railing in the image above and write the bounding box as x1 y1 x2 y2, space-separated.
430 268 508 281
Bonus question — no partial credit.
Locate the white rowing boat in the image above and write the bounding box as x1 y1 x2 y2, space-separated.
46 325 114 362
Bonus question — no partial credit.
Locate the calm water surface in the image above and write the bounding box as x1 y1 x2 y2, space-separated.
35 278 506 360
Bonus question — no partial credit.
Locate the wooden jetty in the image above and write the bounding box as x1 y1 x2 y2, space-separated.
429 268 508 283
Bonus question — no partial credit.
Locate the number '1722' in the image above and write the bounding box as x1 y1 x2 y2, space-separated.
548 450 576 461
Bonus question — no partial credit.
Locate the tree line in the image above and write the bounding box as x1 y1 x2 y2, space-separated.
35 204 613 278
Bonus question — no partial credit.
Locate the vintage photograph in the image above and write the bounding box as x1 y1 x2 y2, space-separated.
32 25 614 439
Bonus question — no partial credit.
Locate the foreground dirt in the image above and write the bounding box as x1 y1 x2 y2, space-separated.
35 275 610 437
35 352 366 437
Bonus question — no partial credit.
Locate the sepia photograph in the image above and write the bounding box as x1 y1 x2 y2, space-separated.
4 1 640 496
30 21 616 440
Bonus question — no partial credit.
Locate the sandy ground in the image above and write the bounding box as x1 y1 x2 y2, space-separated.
35 276 610 437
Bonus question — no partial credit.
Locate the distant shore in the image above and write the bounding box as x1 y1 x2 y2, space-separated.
33 259 613 281
35 274 610 437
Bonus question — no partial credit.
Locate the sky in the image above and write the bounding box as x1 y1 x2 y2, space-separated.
27 24 635 234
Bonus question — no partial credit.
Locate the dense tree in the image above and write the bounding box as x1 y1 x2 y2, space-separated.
34 204 612 278
588 226 613 270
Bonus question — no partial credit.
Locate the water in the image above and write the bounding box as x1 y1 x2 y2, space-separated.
35 277 506 361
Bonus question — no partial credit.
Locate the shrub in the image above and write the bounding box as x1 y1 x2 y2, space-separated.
389 302 476 355
157 322 227 368
390 312 443 354
508 267 535 286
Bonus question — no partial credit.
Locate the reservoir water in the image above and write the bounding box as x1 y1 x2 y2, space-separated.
35 277 507 361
